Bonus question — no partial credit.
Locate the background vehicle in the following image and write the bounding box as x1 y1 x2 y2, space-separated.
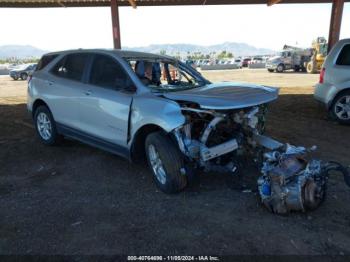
250 57 263 64
306 37 328 74
314 38 350 124
242 58 251 67
233 59 242 68
9 63 37 80
266 46 312 73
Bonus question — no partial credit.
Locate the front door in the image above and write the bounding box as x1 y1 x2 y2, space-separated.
78 54 134 148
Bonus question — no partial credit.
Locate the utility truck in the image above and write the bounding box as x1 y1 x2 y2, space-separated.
266 45 312 73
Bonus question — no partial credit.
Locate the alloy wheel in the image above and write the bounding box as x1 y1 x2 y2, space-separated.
36 112 52 140
148 144 167 185
334 95 350 120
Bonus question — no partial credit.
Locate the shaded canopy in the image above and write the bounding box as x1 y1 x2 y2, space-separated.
0 0 348 8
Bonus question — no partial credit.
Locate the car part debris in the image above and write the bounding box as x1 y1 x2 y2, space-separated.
257 146 350 214
173 103 349 214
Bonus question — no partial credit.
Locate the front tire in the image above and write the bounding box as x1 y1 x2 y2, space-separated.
267 69 274 73
276 64 284 73
331 90 350 125
20 73 28 80
145 131 187 193
34 106 61 145
307 62 317 74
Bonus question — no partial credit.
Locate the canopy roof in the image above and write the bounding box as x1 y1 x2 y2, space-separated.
0 0 347 8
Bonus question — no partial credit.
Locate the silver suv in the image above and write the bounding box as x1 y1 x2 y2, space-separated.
314 38 350 124
28 49 280 193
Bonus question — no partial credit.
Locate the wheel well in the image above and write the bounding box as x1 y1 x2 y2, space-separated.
32 99 48 118
130 124 165 163
329 88 350 109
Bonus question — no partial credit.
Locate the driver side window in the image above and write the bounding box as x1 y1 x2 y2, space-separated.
89 54 132 91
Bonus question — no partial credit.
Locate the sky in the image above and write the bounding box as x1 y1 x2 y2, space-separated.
0 3 349 51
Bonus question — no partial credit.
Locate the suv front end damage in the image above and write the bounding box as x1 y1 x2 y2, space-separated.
172 100 270 174
171 100 350 214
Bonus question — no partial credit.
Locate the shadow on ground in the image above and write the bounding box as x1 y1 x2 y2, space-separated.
0 94 349 255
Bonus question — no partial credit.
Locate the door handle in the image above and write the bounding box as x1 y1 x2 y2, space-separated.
84 90 92 96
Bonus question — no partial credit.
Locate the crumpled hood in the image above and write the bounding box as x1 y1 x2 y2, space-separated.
162 82 279 110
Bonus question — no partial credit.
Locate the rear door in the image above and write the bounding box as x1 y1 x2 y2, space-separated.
79 53 134 147
46 53 90 130
332 44 350 85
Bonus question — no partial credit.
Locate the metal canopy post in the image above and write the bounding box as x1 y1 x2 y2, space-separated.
328 0 344 53
111 0 121 49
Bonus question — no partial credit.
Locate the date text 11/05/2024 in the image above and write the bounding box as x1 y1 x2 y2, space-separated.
127 256 220 261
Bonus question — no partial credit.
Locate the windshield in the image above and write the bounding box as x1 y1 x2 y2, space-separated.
277 51 289 57
124 57 209 92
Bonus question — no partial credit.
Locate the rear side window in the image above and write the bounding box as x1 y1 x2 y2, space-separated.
52 53 89 81
89 54 130 90
336 44 350 66
36 54 59 71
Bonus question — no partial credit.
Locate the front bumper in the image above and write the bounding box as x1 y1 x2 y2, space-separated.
9 72 19 78
266 64 277 70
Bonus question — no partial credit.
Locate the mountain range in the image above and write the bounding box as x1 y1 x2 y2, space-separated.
0 42 275 59
0 45 49 59
125 42 275 57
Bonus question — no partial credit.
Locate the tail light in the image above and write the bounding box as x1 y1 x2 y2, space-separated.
319 68 325 84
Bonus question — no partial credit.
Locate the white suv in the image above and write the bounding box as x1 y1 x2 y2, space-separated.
314 38 350 124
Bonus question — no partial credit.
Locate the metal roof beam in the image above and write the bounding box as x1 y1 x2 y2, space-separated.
127 0 137 8
0 0 345 8
328 0 344 52
267 0 282 5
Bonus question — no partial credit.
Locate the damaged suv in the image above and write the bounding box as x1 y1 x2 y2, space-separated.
28 50 349 214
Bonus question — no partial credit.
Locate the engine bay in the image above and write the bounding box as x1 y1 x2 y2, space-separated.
172 102 350 214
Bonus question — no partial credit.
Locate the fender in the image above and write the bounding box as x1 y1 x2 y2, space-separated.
128 93 185 147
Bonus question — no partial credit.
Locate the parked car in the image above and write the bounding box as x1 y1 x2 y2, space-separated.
314 38 350 124
28 49 279 193
242 58 251 67
233 59 242 68
185 59 196 68
9 63 37 80
251 57 263 64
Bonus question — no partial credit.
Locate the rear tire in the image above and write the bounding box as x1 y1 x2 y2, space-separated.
145 131 187 193
330 90 350 125
34 105 62 145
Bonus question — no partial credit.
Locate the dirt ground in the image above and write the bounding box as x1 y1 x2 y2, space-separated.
0 69 349 256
